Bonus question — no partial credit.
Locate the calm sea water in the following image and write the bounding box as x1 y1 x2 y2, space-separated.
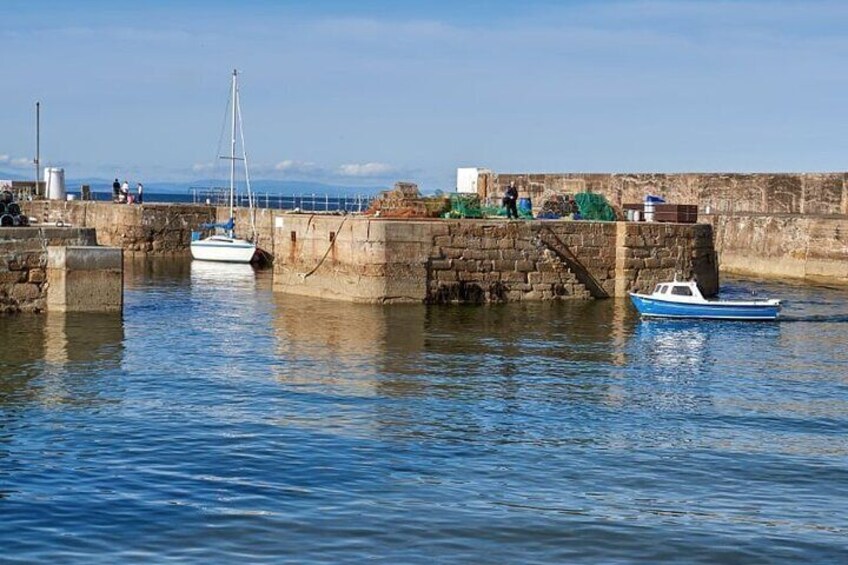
1 260 847 563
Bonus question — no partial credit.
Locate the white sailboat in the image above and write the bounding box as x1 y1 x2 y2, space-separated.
191 69 258 263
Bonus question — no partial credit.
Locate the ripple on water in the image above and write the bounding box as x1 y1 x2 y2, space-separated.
0 265 847 563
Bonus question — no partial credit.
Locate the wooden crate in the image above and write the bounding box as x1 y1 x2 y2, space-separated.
654 204 698 223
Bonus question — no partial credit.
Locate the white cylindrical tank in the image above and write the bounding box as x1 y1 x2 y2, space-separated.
44 167 66 200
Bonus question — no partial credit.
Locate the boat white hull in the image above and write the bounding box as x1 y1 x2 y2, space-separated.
629 280 781 321
190 237 256 263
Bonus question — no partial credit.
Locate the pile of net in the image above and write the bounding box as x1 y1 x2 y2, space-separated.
574 193 617 221
365 182 450 218
444 194 483 218
537 195 577 219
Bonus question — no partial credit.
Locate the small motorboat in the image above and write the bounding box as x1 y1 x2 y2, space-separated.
629 280 781 321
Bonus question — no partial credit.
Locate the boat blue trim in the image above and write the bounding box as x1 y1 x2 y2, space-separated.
630 293 780 320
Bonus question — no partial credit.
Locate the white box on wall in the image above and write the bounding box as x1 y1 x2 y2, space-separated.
456 167 489 194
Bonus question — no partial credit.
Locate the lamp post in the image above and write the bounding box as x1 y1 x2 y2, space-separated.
34 101 40 197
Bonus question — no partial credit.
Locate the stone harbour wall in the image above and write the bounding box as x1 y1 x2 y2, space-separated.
22 201 217 254
618 222 718 297
273 216 431 303
273 216 717 304
481 172 848 215
427 222 598 303
704 214 848 283
480 171 848 286
0 227 97 313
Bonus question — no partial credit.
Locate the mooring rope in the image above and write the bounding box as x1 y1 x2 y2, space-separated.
299 214 349 279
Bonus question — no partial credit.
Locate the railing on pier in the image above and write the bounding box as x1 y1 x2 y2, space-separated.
29 184 377 212
189 187 375 213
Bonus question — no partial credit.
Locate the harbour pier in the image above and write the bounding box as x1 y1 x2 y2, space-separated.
18 165 848 308
14 199 718 305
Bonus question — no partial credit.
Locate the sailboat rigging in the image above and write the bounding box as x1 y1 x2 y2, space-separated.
190 69 258 263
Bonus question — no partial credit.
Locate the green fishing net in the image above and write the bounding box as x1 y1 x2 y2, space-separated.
445 194 483 218
574 193 617 221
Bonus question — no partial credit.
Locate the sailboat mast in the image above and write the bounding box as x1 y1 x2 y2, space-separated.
229 69 237 233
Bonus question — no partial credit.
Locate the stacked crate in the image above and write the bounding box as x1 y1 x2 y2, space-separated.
654 204 698 224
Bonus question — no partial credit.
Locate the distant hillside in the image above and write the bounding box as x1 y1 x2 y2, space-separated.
0 170 29 181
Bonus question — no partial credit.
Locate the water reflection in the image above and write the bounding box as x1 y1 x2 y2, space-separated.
269 295 646 443
0 311 124 498
44 312 125 367
124 256 192 289
190 260 257 288
0 316 48 408
0 313 124 403
2 264 848 562
271 294 415 391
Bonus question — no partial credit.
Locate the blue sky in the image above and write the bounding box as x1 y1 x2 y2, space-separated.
2 0 848 189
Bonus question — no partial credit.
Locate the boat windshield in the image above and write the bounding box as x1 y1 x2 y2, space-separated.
653 284 662 294
660 285 669 294
671 285 693 296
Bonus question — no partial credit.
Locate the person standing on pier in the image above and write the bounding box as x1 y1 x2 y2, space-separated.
503 181 519 219
120 180 129 203
112 178 120 202
136 182 143 204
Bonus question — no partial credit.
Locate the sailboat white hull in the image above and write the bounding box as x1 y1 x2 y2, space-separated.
190 236 256 263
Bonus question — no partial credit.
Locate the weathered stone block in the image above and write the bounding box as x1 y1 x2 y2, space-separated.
502 271 527 283
28 269 45 284
442 247 465 259
430 259 452 270
500 249 524 260
47 246 123 313
0 271 25 284
516 260 535 272
541 272 566 284
462 249 488 260
11 283 40 301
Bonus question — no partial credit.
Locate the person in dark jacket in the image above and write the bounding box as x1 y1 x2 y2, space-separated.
112 178 120 202
503 181 519 219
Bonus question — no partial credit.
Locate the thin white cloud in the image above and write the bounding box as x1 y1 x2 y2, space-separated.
0 154 9 163
192 162 215 172
274 159 318 173
10 157 33 168
311 17 455 42
338 162 395 177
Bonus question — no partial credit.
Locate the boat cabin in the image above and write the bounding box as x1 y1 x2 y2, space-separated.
650 281 705 302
